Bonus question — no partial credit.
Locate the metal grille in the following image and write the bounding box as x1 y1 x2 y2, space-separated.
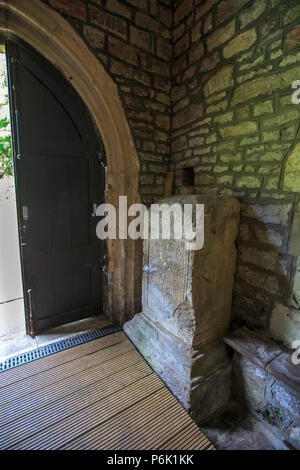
0 325 121 372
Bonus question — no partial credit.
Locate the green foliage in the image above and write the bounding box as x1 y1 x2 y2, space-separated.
0 53 13 179
0 116 13 179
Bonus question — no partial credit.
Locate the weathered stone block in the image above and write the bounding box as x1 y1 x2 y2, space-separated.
284 5 300 25
189 42 204 64
49 0 86 20
262 108 300 129
290 201 300 257
140 53 170 77
233 355 268 408
216 0 250 25
225 327 282 369
287 26 300 48
270 303 300 349
108 36 138 66
173 103 203 130
83 26 105 50
174 33 189 57
240 202 292 226
174 0 193 25
199 51 220 72
223 29 257 58
253 225 284 249
254 100 273 116
124 194 240 422
191 22 202 43
130 26 151 50
89 5 127 39
203 66 233 96
237 264 280 295
110 60 150 86
240 0 267 29
196 0 218 19
206 20 235 51
231 343 300 449
220 121 257 138
235 175 261 189
135 12 160 34
283 143 300 193
157 37 172 61
106 0 132 19
232 65 300 105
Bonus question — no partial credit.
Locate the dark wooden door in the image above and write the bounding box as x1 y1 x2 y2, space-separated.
6 40 106 336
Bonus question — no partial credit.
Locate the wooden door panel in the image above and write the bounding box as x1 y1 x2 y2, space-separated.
6 39 105 335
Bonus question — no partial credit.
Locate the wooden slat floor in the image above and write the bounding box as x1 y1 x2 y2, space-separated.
0 330 214 450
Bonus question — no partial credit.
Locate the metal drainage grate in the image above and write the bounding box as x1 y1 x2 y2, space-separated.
0 325 121 372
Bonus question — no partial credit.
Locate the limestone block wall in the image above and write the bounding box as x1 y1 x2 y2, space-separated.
38 0 300 344
41 0 172 205
225 327 300 449
171 0 300 344
233 352 300 449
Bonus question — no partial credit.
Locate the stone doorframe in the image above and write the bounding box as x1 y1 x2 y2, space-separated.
0 0 142 325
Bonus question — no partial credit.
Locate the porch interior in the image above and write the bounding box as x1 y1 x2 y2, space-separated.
0 326 213 451
0 0 299 452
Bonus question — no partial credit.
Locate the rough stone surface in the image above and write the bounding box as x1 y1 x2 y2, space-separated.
44 0 172 206
223 29 257 58
232 66 300 105
266 351 300 395
290 201 300 257
240 0 267 29
124 193 240 422
270 303 300 349
233 352 300 449
200 400 280 450
171 1 300 344
283 143 300 193
206 20 235 51
226 327 300 449
47 0 300 345
203 66 233 96
49 0 87 21
224 327 281 369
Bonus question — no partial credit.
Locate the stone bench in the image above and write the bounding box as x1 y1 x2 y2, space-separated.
224 327 300 449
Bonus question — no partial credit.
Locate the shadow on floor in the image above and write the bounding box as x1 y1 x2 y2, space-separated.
200 400 278 450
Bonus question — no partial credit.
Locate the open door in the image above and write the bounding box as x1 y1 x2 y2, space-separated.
6 39 106 336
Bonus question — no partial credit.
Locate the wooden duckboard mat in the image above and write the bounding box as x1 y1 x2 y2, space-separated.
0 331 214 450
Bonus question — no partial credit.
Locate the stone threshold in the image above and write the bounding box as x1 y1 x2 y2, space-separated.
224 327 300 395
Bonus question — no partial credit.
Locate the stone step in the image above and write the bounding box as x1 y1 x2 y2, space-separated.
224 327 300 394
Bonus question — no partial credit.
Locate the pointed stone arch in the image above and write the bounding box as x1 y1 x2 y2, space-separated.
0 0 142 324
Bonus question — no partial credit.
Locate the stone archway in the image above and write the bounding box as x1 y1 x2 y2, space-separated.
0 0 142 324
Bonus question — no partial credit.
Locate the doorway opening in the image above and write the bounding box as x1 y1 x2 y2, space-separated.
0 38 108 359
0 43 26 345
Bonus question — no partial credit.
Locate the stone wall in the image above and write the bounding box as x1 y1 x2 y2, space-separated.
42 0 172 205
226 327 300 449
171 0 300 344
39 0 300 344
234 353 300 449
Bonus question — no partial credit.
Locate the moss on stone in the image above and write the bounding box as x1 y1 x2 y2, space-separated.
283 143 300 192
258 406 284 427
284 5 300 25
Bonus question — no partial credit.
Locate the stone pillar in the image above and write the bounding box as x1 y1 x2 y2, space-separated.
124 194 240 422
